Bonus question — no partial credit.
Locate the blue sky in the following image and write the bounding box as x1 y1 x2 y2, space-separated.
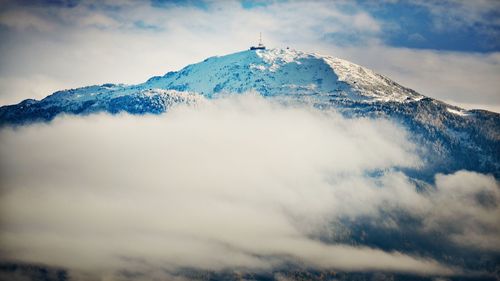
0 0 499 111
361 1 499 53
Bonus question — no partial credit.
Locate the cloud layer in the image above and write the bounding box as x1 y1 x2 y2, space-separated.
1 94 498 280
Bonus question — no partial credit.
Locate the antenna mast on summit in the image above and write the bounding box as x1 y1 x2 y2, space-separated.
250 32 266 50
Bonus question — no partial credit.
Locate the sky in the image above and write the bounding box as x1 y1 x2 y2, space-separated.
0 0 499 112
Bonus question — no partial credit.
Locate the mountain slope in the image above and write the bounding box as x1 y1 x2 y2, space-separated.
0 48 498 178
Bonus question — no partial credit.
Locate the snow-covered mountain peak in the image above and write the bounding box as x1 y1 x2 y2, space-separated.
142 48 423 103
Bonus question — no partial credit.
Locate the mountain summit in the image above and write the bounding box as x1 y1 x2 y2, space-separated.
0 48 499 178
145 48 423 102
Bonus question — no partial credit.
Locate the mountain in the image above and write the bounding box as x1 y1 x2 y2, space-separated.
0 48 499 179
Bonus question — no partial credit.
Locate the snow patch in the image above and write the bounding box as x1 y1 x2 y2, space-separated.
249 64 266 71
447 107 469 116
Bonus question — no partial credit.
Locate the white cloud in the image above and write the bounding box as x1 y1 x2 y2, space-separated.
0 75 68 105
424 171 500 250
352 12 381 32
0 94 459 279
